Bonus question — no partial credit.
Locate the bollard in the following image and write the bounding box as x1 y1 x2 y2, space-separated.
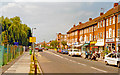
35 64 37 75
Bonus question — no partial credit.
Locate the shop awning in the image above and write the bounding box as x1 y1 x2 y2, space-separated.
95 42 104 46
83 43 89 46
74 44 83 47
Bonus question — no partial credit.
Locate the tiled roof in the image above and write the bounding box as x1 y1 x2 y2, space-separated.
67 5 120 34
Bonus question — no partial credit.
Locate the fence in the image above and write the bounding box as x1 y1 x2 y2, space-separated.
0 45 24 67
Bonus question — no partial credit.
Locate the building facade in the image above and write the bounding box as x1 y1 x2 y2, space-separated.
56 33 67 48
67 3 120 53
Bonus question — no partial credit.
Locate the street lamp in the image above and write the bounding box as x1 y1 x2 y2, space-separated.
32 28 36 60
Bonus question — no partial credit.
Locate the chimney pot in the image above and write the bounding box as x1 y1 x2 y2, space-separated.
79 22 82 24
100 12 104 16
73 25 75 27
114 3 118 7
89 18 92 21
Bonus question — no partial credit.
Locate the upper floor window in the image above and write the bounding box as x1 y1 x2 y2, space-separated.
103 32 104 38
109 28 112 38
98 33 99 39
106 31 108 38
113 16 115 24
113 30 115 37
100 21 102 27
100 32 102 39
110 17 111 25
118 15 120 23
98 22 99 28
106 19 108 26
103 20 105 27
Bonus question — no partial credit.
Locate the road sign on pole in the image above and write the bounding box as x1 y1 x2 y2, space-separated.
29 37 36 42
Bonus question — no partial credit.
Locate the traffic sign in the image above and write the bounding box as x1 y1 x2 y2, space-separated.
29 37 36 42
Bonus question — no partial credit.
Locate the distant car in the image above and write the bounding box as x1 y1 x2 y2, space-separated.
104 53 120 68
61 49 68 54
44 48 48 50
35 46 39 50
68 49 81 57
59 49 62 53
38 47 43 52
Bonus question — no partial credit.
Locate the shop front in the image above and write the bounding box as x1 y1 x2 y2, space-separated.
116 38 120 53
82 41 90 52
90 41 97 53
95 39 104 53
105 38 115 53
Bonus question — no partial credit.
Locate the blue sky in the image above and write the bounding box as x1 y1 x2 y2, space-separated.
0 0 119 43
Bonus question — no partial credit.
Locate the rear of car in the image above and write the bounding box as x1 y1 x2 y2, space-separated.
68 49 81 57
38 47 43 52
61 49 68 54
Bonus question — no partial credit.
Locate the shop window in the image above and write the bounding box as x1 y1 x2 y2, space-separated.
118 29 120 37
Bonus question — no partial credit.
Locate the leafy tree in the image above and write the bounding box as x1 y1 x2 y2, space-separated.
0 16 32 46
61 41 67 49
50 40 59 48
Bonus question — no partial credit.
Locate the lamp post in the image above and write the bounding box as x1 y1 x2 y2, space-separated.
32 28 36 60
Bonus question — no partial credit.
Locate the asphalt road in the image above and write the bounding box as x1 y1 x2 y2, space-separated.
36 50 119 75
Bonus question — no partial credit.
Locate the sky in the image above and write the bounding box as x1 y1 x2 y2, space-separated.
0 0 119 43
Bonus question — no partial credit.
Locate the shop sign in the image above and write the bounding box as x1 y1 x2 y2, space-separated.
106 38 114 42
85 41 90 43
90 41 97 45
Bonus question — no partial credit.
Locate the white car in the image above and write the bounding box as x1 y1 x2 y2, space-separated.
104 53 120 68
68 49 81 57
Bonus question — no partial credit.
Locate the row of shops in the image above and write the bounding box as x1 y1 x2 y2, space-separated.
68 38 120 54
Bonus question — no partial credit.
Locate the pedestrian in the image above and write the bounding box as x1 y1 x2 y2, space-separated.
85 51 88 59
29 48 32 55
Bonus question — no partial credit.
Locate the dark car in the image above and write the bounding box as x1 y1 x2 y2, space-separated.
45 48 48 50
38 47 43 52
61 49 68 54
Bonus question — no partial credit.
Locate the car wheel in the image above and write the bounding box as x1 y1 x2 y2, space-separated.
117 62 120 68
105 61 108 65
68 54 70 56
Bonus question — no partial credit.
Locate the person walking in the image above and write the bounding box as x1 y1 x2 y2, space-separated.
85 51 88 59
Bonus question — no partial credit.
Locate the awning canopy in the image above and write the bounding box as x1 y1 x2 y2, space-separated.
83 43 89 46
73 44 83 47
95 42 104 46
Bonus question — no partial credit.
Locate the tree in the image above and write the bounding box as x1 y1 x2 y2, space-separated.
61 41 67 49
50 40 59 48
0 16 32 46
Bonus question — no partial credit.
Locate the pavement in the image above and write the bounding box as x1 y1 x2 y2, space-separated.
36 50 119 75
2 52 31 75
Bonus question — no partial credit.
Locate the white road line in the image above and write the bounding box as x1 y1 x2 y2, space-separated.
91 67 107 73
78 63 87 66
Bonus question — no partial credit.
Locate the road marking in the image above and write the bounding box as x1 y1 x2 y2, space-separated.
78 63 87 66
91 67 107 73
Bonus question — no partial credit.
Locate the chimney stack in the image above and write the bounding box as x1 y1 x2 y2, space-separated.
114 3 118 7
73 25 75 27
79 22 82 24
100 12 104 16
89 18 92 21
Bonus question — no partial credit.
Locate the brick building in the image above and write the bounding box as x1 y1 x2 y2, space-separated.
56 33 67 48
67 3 120 53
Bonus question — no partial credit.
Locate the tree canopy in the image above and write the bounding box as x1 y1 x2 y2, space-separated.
50 40 59 48
0 16 32 46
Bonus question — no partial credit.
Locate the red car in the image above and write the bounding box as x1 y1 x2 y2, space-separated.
59 49 62 53
35 46 39 50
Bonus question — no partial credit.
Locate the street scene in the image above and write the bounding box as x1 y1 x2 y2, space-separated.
0 0 120 75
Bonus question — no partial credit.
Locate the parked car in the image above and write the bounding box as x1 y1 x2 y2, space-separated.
59 49 62 53
61 49 68 54
104 53 120 68
38 47 43 52
44 48 48 50
35 46 39 50
68 49 81 57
